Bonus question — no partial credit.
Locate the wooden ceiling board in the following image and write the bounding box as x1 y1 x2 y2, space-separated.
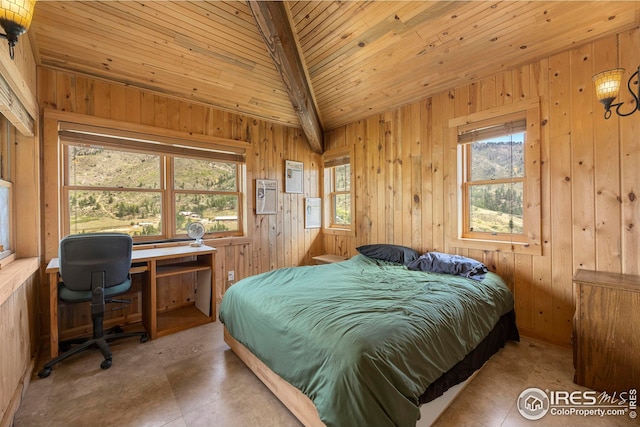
305 4 508 117
35 28 284 111
105 1 281 79
34 19 209 78
296 2 441 68
301 2 492 97
32 1 299 125
293 1 640 128
30 1 640 134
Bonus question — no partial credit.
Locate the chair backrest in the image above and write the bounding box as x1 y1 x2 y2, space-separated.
59 233 133 291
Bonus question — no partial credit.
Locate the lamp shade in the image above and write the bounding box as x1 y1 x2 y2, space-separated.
592 68 625 108
0 0 35 59
0 0 35 39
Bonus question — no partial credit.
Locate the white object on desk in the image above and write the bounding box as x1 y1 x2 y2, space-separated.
187 222 205 246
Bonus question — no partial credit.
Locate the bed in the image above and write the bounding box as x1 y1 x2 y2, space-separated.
219 252 519 427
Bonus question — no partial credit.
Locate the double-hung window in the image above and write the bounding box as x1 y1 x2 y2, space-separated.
60 123 245 242
460 115 526 241
451 101 541 254
0 118 13 263
323 148 353 230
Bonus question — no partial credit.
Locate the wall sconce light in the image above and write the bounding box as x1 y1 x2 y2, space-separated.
0 0 36 60
593 66 639 119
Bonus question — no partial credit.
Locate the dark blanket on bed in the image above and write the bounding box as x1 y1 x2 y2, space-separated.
219 254 516 427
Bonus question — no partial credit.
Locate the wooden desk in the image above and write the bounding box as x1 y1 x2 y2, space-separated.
46 244 216 359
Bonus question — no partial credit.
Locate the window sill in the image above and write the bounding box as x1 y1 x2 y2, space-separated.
322 227 354 237
448 237 542 256
0 256 39 307
134 236 252 250
0 252 16 268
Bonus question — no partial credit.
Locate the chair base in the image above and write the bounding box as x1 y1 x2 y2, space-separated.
38 329 149 378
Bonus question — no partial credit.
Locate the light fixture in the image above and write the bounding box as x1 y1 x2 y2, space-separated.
0 0 36 60
593 66 640 119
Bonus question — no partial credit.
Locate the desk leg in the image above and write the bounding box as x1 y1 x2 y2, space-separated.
142 260 157 339
49 272 58 360
210 253 216 321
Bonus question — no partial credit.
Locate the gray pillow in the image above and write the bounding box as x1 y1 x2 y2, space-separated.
356 244 420 265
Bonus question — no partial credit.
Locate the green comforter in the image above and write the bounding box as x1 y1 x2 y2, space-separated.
219 254 514 427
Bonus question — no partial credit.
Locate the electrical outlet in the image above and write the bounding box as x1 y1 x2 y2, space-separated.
227 270 235 281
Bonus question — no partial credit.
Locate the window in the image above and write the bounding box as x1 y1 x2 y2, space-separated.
450 101 541 254
0 182 10 254
0 118 13 262
323 148 353 230
173 157 239 234
60 124 245 241
460 116 526 242
330 164 351 226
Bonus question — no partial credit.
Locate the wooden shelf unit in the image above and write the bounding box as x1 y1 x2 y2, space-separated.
141 245 216 340
156 261 212 278
573 269 640 393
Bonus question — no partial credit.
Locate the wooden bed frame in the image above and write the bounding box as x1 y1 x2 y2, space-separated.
223 327 472 427
224 327 324 427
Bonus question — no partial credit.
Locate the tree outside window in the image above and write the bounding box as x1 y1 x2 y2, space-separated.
331 164 351 226
462 128 526 241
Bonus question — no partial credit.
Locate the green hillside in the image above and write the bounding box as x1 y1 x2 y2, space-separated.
468 140 524 234
67 146 237 236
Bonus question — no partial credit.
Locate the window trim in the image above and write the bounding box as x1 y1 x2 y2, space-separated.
329 164 351 228
322 146 355 235
0 117 15 265
460 113 527 242
447 99 542 255
0 179 14 265
55 115 249 243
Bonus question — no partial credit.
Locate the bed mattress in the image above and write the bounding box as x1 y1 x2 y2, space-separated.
220 254 518 427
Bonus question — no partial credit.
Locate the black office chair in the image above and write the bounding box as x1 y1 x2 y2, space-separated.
38 233 149 378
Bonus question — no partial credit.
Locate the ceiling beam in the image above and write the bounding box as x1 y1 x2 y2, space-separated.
248 0 324 154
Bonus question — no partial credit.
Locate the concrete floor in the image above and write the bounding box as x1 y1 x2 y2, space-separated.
14 320 637 427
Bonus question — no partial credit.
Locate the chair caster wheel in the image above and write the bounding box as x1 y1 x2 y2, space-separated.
113 326 124 334
38 368 52 378
100 359 112 370
140 334 149 343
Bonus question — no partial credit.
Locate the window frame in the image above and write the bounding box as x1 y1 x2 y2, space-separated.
322 147 354 234
0 179 13 263
448 99 542 255
460 113 527 243
329 163 351 227
171 155 242 236
0 118 15 265
59 122 246 242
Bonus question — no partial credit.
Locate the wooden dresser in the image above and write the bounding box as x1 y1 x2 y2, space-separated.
573 269 640 393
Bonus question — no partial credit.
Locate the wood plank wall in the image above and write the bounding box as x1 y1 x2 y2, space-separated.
37 67 323 344
0 33 40 427
0 271 38 427
323 29 640 347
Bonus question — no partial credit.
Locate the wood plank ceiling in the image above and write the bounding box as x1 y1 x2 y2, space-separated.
30 1 640 148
